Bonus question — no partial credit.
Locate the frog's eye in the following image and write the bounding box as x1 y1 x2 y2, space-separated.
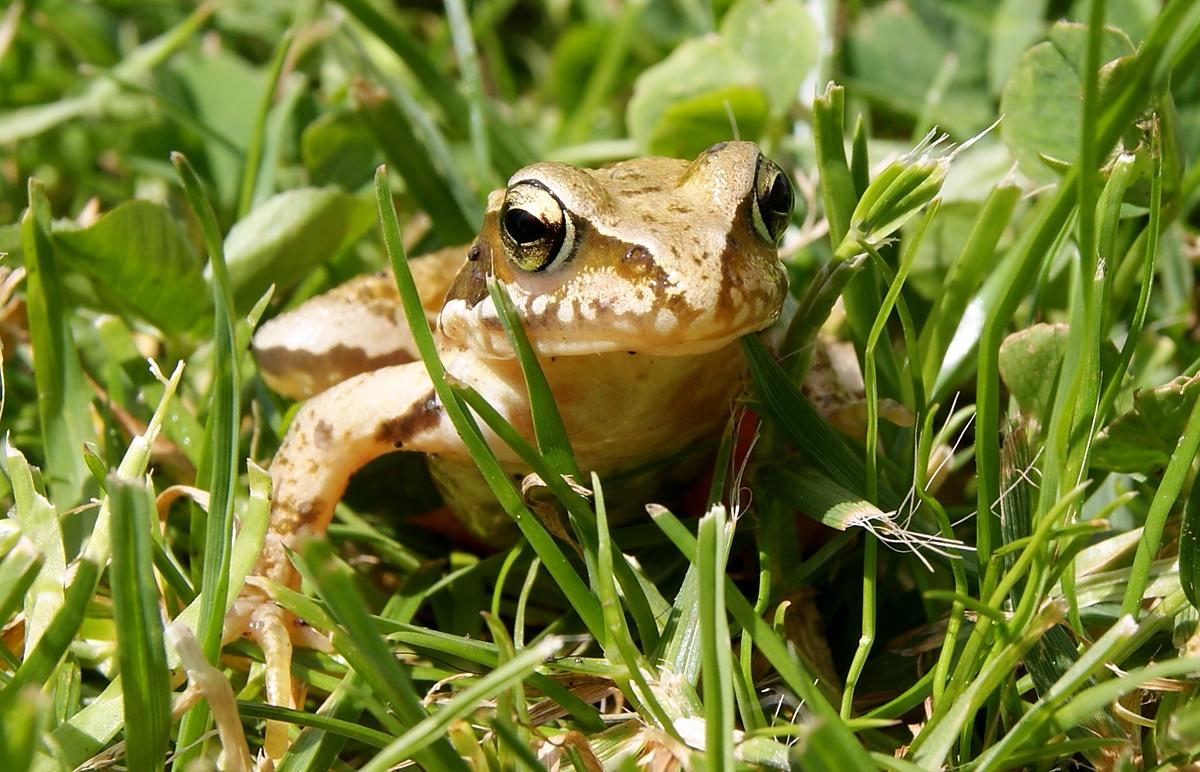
751 157 793 244
500 182 575 272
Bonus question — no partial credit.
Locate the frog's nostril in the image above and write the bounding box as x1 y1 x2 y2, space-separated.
623 245 653 265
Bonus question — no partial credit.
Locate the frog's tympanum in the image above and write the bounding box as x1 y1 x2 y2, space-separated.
229 141 792 741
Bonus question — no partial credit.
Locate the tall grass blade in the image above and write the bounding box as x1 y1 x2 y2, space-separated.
5 446 65 652
171 151 241 765
1121 383 1200 615
921 179 1020 398
108 475 171 772
1181 475 1200 610
742 335 893 506
335 0 531 172
298 538 469 770
357 640 559 771
487 278 580 478
375 166 603 637
22 179 92 509
697 506 734 769
238 30 295 218
649 506 859 742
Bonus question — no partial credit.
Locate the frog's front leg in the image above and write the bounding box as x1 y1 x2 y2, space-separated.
254 360 463 589
227 360 460 758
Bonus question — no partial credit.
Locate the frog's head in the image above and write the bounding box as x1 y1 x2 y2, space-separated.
440 141 791 358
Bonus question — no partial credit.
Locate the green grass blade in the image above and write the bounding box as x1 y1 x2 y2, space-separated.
842 206 934 718
655 555 703 683
1099 120 1163 424
238 701 393 749
1050 657 1200 735
108 475 171 772
591 473 678 735
487 278 580 479
652 417 738 686
0 539 42 632
742 335 893 506
171 151 241 765
760 465 888 532
850 113 870 198
298 538 470 771
697 506 734 769
335 0 532 173
358 638 560 771
27 363 186 767
910 603 1061 767
812 83 855 243
5 445 66 652
973 615 1136 772
648 506 855 733
334 0 463 116
238 30 294 218
559 1 646 146
1181 475 1200 610
22 179 92 509
787 715 877 772
921 178 1020 398
451 381 662 651
1041 7 1119 577
353 76 478 243
0 557 99 713
0 681 43 770
275 670 376 771
375 166 603 638
376 618 604 731
1121 383 1200 615
480 612 529 761
173 150 239 655
490 718 550 771
444 0 494 187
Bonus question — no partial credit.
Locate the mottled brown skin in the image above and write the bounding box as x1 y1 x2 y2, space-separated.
233 143 792 739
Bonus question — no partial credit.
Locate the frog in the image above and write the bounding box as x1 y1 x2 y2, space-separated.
227 141 793 745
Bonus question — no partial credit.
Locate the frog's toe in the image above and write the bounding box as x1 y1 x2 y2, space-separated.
227 594 332 761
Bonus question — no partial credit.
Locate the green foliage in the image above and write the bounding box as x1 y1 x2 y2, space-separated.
1092 373 1200 472
999 322 1071 425
222 187 375 312
2 0 1200 769
55 200 208 332
627 36 767 156
1000 20 1137 181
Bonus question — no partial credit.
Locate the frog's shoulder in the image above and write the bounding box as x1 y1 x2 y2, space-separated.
252 246 466 400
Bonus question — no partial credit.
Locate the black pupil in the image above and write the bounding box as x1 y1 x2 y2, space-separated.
505 208 547 244
764 174 792 215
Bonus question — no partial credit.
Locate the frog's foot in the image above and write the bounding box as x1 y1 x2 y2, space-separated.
252 248 464 401
225 590 332 762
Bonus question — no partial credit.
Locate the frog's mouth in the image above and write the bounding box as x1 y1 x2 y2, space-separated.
439 267 788 360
